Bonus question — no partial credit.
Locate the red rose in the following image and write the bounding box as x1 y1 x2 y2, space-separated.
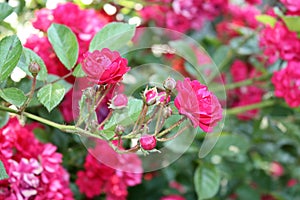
174 78 223 132
272 61 300 107
82 48 130 85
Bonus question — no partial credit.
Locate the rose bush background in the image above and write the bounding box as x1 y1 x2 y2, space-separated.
0 0 300 199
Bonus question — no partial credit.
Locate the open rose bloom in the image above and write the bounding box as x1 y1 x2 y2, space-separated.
174 78 223 132
82 48 130 85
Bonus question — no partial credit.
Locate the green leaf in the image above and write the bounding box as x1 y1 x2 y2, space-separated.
0 35 22 81
37 83 66 112
0 3 13 22
0 111 9 128
0 88 26 107
169 40 198 67
47 23 79 70
209 134 250 157
194 164 220 200
282 16 300 32
72 64 86 77
47 75 72 93
0 160 8 180
104 97 143 130
18 48 48 81
256 15 277 28
212 45 231 67
89 22 136 51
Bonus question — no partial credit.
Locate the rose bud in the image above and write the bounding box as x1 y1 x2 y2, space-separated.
157 92 171 104
163 106 172 118
163 77 176 90
139 135 157 150
143 87 158 105
29 62 40 76
109 94 128 110
270 161 284 177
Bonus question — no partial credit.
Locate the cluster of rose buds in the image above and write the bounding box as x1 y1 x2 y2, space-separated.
78 48 223 154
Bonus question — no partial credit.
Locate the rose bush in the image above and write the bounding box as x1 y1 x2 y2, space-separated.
0 0 300 200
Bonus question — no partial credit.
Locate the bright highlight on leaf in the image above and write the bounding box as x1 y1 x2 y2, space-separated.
0 35 22 82
89 22 136 51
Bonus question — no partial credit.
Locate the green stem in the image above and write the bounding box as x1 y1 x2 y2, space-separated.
157 124 190 142
0 105 105 140
154 90 171 134
133 103 146 132
207 30 260 83
213 73 272 92
20 76 37 113
225 99 276 115
157 116 186 138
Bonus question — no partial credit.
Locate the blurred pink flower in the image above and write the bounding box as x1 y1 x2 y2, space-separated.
270 162 284 177
161 194 186 200
0 118 73 200
245 0 262 4
174 78 223 132
260 22 300 64
217 4 260 42
280 0 300 15
287 179 298 187
229 60 264 120
140 0 228 32
76 140 142 199
272 61 300 107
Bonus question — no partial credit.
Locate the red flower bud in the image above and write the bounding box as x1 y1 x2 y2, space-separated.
140 135 157 150
109 94 128 110
157 92 171 104
144 87 158 105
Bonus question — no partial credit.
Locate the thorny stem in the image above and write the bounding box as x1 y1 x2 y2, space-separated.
157 124 190 142
133 103 146 132
154 90 171 134
156 116 187 138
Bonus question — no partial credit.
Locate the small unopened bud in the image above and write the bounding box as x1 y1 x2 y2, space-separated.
163 106 172 118
28 62 40 76
115 125 125 135
163 77 176 90
139 135 157 150
109 94 128 110
157 92 171 104
143 87 158 105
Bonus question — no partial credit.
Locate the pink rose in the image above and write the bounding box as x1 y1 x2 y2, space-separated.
270 162 284 177
82 48 130 85
161 195 186 200
272 61 300 107
109 94 128 110
174 78 223 132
